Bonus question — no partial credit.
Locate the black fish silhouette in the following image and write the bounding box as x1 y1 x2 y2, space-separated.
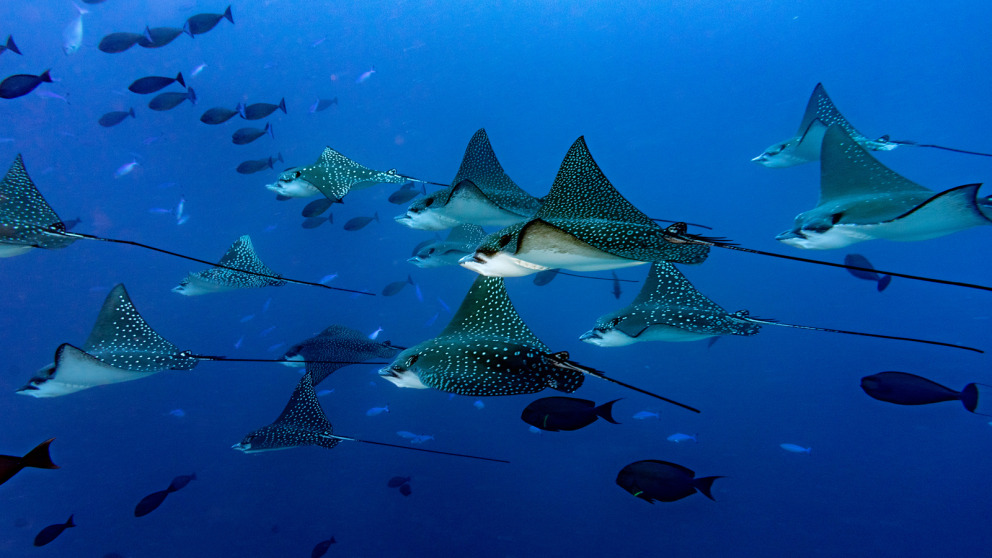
33 515 75 546
98 32 144 53
184 5 234 36
616 460 721 503
200 106 240 124
98 108 135 127
311 536 337 558
232 122 273 145
0 70 52 99
861 371 984 413
138 26 184 48
0 438 59 486
128 73 185 94
844 254 892 291
239 98 286 120
521 397 620 432
148 88 196 111
134 473 195 517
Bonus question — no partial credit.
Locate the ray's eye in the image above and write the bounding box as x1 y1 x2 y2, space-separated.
610 317 622 327
426 248 435 255
804 222 831 233
498 234 511 248
406 354 420 367
293 170 302 179
424 198 434 207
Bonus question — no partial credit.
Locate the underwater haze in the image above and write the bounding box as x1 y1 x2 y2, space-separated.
2 1 991 557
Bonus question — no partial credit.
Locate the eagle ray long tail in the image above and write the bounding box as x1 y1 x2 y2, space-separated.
888 139 992 158
51 230 373 296
557 272 638 283
550 356 700 413
740 317 983 354
396 174 449 188
189 354 391 365
324 435 509 463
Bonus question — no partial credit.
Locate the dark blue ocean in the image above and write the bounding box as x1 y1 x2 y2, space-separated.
2 1 991 556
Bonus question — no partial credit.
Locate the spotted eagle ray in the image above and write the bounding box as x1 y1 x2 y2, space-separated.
579 262 982 353
395 128 542 230
379 275 700 412
281 325 401 385
0 155 369 295
752 83 992 168
173 235 286 295
265 145 445 202
776 124 992 250
460 136 713 277
233 372 509 462
18 285 392 397
408 224 487 268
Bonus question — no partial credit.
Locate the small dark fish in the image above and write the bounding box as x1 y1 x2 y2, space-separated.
134 489 170 517
99 32 144 53
200 106 239 124
169 473 196 491
98 108 136 127
33 515 75 546
611 271 621 299
240 97 287 120
0 70 52 99
521 397 620 432
148 88 196 111
138 26 184 48
861 371 980 412
237 153 283 174
382 275 414 296
302 197 335 218
844 254 892 292
129 73 186 94
532 268 560 287
388 182 422 205
616 460 722 503
232 122 273 145
343 212 379 231
0 438 58 487
0 35 20 56
311 536 337 558
387 476 411 488
184 5 234 36
302 216 328 229
399 483 412 496
309 97 338 113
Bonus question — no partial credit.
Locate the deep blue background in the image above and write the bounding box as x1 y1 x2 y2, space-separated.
1 1 990 556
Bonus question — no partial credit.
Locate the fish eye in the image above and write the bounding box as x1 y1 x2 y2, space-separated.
498 234 511 248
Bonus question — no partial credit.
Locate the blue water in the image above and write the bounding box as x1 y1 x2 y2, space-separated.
2 1 991 556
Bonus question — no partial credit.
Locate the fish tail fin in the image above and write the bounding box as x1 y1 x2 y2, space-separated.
143 26 153 42
22 438 58 470
596 398 622 424
39 70 52 83
278 97 286 113
224 5 234 23
128 107 135 118
374 211 380 223
176 72 186 88
406 274 414 285
331 96 338 106
693 476 723 501
276 152 283 164
183 21 193 36
187 87 196 104
236 101 246 118
877 275 892 292
65 514 76 527
7 35 21 55
961 383 980 413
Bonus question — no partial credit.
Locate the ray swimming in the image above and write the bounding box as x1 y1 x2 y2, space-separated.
0 155 369 295
580 262 982 354
17 285 392 398
379 275 700 413
776 124 992 250
752 83 992 168
408 224 487 268
280 325 401 385
265 145 446 202
233 371 509 463
395 128 543 230
172 235 286 295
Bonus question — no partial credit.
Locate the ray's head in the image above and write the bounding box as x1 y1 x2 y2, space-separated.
579 315 638 347
395 192 460 230
458 228 544 277
776 211 857 250
378 349 430 389
266 167 321 198
751 139 800 168
15 363 62 398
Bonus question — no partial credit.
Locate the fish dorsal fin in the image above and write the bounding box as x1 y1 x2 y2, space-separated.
207 235 284 287
444 129 539 213
0 154 75 249
274 372 334 433
819 125 931 205
797 83 867 143
445 223 486 245
84 284 198 371
536 137 656 226
441 276 549 351
633 263 727 314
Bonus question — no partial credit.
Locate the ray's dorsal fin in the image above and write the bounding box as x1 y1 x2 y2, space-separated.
819 124 931 206
632 262 726 314
85 284 198 371
797 83 870 144
274 372 335 435
443 129 539 213
536 137 656 227
0 154 76 251
214 235 285 286
441 276 549 351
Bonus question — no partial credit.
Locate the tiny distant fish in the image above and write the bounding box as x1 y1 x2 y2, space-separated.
382 275 413 296
423 312 439 327
316 389 334 397
99 108 136 127
780 443 811 454
236 153 282 174
437 297 450 313
843 253 892 292
98 32 144 53
473 399 485 409
368 327 384 340
232 122 273 145
240 314 255 323
175 196 187 224
356 66 376 84
632 411 659 420
366 405 389 416
388 476 411 487
191 63 207 77
259 326 277 337
343 212 379 231
318 273 338 284
129 73 186 94
200 106 239 125
62 3 88 55
234 336 243 349
311 36 327 48
167 409 186 418
399 484 412 496
301 216 329 229
396 431 418 439
184 5 234 36
35 90 70 104
267 342 285 352
137 26 184 49
262 298 272 313
0 35 21 56
148 88 196 111
0 70 53 99
311 537 337 558
410 434 433 444
309 97 338 113
143 135 163 145
114 159 139 178
667 433 697 443
33 515 74 547
388 182 421 204
240 98 287 120
611 271 621 299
